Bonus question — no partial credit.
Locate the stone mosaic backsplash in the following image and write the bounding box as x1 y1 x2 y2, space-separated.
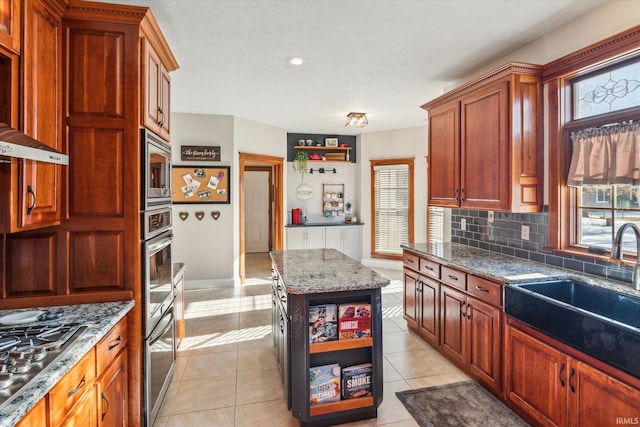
451 208 635 284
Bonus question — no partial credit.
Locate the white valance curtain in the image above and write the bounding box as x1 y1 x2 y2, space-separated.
567 121 640 187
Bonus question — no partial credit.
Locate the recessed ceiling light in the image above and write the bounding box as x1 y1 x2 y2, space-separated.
286 56 305 66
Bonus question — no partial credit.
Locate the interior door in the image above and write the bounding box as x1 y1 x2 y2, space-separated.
245 169 271 253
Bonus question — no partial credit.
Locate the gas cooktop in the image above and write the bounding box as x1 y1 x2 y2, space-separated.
0 323 87 409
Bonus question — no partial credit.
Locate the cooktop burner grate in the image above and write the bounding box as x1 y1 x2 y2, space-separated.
0 323 87 410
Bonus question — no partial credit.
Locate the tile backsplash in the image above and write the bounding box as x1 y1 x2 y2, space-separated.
451 208 634 283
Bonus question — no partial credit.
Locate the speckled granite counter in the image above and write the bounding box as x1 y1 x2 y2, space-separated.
402 242 640 298
270 248 389 294
0 300 134 427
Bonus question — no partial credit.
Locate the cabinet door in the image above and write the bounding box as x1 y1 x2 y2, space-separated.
418 275 439 346
403 268 418 329
143 39 162 135
467 297 501 391
460 81 508 210
20 0 63 229
505 325 567 427
0 0 19 52
305 227 325 249
440 285 466 366
324 227 343 252
15 397 47 427
60 385 97 427
286 228 306 249
97 349 127 427
343 226 362 261
571 360 640 427
158 64 171 139
428 101 460 207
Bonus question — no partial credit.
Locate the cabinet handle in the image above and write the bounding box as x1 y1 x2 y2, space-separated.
158 107 165 128
460 301 467 318
448 275 458 281
475 285 490 293
466 303 471 319
423 265 434 271
460 188 465 202
108 336 122 351
67 374 86 398
569 368 576 393
101 391 110 421
406 258 415 264
27 185 36 215
454 188 459 202
559 362 566 387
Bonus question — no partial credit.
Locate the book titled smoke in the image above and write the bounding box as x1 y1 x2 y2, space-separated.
342 363 372 399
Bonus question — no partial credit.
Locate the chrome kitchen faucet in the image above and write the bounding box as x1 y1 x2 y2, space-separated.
611 222 640 291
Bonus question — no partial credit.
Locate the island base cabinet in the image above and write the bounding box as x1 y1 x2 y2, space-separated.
288 289 383 427
505 321 640 427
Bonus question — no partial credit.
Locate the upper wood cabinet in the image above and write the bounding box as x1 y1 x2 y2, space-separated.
0 0 20 52
0 0 64 233
422 62 543 212
143 38 172 140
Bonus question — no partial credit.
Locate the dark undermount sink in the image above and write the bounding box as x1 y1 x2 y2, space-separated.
504 279 640 379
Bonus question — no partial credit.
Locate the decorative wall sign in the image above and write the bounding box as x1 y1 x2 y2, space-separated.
195 211 205 220
172 165 231 204
180 145 221 161
296 183 313 201
211 211 221 220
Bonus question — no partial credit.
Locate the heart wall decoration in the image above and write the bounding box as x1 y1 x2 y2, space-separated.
179 212 189 221
211 211 221 220
195 211 205 220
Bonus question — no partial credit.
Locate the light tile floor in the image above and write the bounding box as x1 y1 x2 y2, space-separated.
155 253 469 427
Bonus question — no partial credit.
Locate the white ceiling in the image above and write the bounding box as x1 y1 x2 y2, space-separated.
99 0 606 135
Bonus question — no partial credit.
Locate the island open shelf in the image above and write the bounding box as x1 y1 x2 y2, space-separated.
270 248 389 427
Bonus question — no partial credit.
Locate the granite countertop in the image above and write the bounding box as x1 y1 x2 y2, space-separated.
0 300 134 427
270 248 389 294
402 242 640 298
285 222 364 227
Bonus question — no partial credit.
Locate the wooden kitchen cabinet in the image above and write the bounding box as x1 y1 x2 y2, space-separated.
15 397 48 427
60 386 97 427
0 0 20 52
505 320 640 427
97 349 128 427
143 38 171 141
0 0 63 233
403 250 502 393
50 347 97 426
422 62 543 212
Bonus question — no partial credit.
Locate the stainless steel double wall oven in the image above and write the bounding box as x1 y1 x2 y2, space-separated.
141 129 174 427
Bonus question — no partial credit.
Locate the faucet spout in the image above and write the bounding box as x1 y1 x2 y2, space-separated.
611 222 640 291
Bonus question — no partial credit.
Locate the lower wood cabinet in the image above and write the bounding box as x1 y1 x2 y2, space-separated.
403 250 503 393
16 317 128 426
505 320 640 426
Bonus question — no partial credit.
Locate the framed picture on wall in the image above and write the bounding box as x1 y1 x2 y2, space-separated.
325 138 339 147
172 165 231 204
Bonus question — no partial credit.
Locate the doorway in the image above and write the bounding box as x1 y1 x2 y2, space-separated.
239 152 284 284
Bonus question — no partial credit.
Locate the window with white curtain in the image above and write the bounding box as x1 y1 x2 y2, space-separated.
370 158 414 259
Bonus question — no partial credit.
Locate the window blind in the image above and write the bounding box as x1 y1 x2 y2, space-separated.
374 164 409 254
427 206 445 242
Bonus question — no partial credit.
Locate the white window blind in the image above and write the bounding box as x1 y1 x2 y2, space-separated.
427 206 445 242
374 164 409 254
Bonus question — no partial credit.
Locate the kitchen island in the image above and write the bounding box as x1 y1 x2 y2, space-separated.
0 301 134 427
270 248 389 427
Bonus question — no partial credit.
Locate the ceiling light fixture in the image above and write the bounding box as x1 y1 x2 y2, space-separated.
286 56 305 66
345 112 368 128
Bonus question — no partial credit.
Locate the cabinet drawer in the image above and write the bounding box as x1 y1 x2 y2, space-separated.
50 347 96 426
441 266 466 290
419 258 440 280
468 276 502 306
403 252 419 270
96 316 128 375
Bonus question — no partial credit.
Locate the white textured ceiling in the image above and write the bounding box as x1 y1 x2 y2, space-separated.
98 0 605 135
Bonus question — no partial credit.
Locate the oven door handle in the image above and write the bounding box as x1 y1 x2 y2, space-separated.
149 312 174 346
147 236 173 253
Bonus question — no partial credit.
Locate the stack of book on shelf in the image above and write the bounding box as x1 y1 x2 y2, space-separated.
309 363 373 404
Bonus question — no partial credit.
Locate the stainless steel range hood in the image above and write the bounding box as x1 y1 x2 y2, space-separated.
0 123 69 165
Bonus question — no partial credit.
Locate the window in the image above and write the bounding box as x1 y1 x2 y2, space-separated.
370 158 414 259
547 33 640 259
